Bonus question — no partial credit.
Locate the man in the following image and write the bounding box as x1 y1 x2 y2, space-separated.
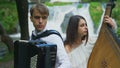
30 3 71 68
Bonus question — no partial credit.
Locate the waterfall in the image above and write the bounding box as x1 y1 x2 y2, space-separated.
46 5 76 38
46 3 96 38
10 3 97 40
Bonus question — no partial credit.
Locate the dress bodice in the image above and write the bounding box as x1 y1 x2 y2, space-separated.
68 37 97 68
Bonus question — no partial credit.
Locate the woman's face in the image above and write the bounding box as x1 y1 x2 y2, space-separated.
78 19 88 37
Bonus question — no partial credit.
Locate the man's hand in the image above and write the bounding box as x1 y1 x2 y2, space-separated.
103 15 115 29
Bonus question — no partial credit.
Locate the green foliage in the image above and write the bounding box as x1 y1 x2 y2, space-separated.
0 1 18 34
45 2 72 6
77 4 82 8
81 0 91 2
117 27 120 37
90 0 108 2
112 1 120 37
41 0 50 3
81 0 108 2
89 1 120 37
89 2 103 33
0 52 13 62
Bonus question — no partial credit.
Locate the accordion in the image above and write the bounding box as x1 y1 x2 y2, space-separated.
14 40 57 68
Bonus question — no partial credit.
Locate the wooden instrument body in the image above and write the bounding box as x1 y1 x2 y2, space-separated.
87 1 120 68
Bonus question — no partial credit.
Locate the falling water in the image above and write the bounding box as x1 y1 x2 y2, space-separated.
46 3 96 38
10 2 97 40
46 4 77 38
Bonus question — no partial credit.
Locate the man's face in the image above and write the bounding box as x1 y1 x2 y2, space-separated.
30 9 48 32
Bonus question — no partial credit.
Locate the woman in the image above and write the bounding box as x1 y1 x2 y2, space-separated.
64 15 115 68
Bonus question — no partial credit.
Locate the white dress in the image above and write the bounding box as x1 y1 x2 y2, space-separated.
68 37 97 68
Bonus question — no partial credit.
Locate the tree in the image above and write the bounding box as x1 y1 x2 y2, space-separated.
0 23 14 53
15 0 29 40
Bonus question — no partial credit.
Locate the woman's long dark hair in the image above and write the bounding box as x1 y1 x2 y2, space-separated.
64 15 88 46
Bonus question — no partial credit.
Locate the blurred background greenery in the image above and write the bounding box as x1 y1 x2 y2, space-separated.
0 0 120 68
0 0 120 36
0 0 18 34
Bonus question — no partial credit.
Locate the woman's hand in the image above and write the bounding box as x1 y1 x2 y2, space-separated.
103 15 115 29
